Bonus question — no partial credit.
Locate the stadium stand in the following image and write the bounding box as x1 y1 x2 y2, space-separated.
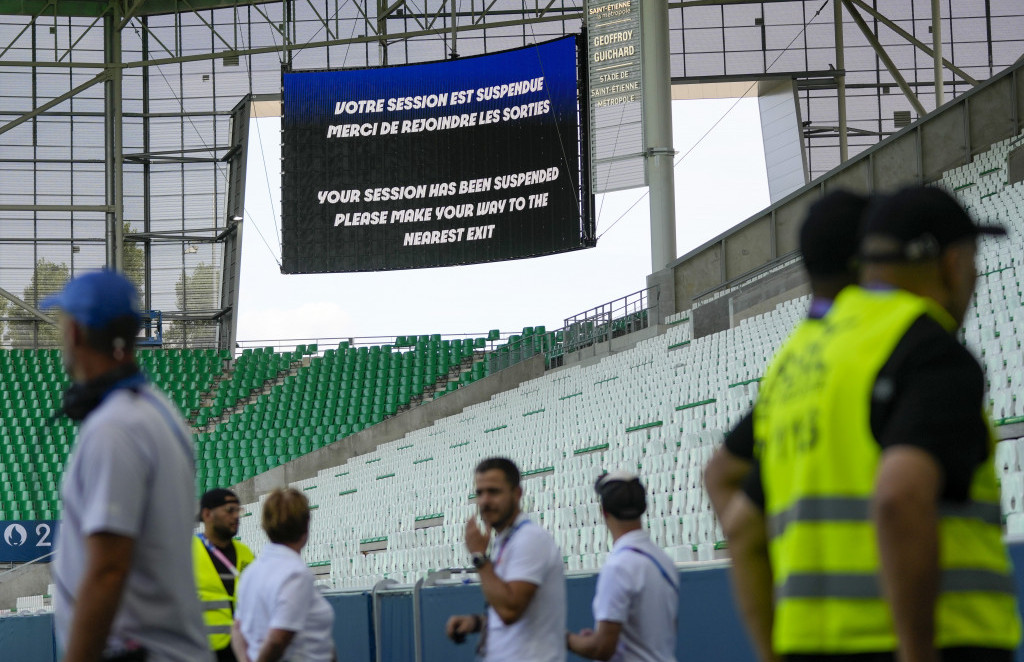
0 349 70 521
3 132 1024 610
220 132 1024 590
193 333 509 493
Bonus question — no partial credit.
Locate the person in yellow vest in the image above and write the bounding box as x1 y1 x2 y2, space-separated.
705 190 869 661
195 488 255 662
732 186 1021 662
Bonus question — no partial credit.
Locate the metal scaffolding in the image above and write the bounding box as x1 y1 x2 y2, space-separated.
0 0 1021 348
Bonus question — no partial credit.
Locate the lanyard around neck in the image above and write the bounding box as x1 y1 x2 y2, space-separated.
198 533 238 577
494 518 530 566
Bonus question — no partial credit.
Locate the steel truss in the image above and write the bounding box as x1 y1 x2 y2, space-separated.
0 0 1021 348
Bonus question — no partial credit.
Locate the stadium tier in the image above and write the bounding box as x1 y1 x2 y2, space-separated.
3 132 1024 605
223 134 1024 590
0 349 70 521
192 333 528 493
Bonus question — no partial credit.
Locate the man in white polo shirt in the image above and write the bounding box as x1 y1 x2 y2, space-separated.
445 457 567 661
43 270 209 662
568 473 679 662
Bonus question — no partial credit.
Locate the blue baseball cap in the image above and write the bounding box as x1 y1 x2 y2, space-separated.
40 269 142 329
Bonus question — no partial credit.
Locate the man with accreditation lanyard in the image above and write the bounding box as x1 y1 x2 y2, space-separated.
194 488 255 662
446 457 567 661
568 473 679 661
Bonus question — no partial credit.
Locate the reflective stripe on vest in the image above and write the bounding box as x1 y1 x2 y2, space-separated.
756 286 1021 654
777 568 1017 600
202 599 233 610
205 625 233 635
768 496 1003 540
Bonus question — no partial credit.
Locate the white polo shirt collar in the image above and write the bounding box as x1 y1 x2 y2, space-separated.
610 528 649 553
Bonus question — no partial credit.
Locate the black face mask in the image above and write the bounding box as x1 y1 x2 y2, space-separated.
60 363 143 422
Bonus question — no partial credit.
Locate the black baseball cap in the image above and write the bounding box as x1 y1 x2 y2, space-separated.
860 186 1005 262
594 472 646 520
200 488 240 511
799 190 870 277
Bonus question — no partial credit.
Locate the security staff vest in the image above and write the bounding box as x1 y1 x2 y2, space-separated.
754 286 1020 654
193 535 255 651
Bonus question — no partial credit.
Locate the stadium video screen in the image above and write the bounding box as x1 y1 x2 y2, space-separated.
281 35 594 273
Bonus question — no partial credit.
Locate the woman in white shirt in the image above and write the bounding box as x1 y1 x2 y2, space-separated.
231 488 336 662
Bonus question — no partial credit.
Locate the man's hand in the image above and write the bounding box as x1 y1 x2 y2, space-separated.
445 614 480 643
231 620 252 662
464 516 491 555
567 621 622 660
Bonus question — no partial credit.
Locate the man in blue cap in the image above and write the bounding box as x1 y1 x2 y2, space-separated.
42 270 210 662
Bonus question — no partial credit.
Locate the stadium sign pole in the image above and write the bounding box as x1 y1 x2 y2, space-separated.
642 0 677 271
834 0 849 162
104 4 125 272
932 0 944 107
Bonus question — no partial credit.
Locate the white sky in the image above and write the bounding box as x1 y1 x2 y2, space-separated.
235 97 771 344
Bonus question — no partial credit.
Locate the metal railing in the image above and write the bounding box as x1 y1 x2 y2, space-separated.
482 286 660 373
561 286 657 356
235 331 522 357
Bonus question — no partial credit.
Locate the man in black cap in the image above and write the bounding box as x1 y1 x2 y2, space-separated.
194 488 255 662
567 473 678 662
731 185 1020 661
704 190 869 661
707 189 869 518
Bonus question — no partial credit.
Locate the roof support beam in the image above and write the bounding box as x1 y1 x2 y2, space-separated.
0 0 55 60
834 0 848 162
842 0 926 117
0 70 108 137
845 0 978 86
0 286 56 326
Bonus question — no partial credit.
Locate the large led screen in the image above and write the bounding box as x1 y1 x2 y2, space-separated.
281 35 594 273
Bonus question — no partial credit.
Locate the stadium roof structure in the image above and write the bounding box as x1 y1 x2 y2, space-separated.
0 0 1023 349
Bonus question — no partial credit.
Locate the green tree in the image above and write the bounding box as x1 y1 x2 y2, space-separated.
164 262 220 347
7 258 71 348
122 222 145 293
0 296 11 348
0 233 142 349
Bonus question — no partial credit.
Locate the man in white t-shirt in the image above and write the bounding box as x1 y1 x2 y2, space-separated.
445 457 567 662
43 270 210 662
568 472 679 662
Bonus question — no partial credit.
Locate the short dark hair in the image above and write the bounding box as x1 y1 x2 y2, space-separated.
595 473 647 520
475 457 520 489
81 314 139 356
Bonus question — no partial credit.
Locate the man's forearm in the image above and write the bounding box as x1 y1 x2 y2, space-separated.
722 496 776 662
478 563 512 612
567 632 604 660
706 448 753 521
255 642 289 662
63 569 129 662
255 630 295 662
876 495 940 662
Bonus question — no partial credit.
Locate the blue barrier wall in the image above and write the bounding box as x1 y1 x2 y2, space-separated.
9 546 1024 661
0 612 55 662
326 592 374 661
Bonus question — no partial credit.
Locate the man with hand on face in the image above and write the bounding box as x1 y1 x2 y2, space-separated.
445 457 567 661
568 473 678 662
194 488 255 662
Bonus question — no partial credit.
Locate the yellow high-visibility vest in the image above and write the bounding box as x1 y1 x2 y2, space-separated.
193 535 255 651
755 285 1020 654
